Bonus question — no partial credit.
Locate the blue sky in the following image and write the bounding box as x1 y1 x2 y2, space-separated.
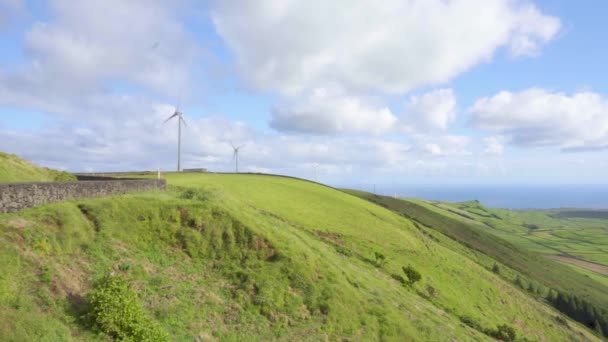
0 0 607 185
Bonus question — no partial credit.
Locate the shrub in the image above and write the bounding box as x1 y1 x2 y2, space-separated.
86 275 168 341
490 324 517 342
373 251 387 267
459 315 482 331
491 263 500 275
402 265 421 285
391 274 407 286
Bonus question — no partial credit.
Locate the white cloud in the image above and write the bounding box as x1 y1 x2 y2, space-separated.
507 4 561 57
270 86 398 135
212 0 559 96
402 88 456 131
483 136 505 156
470 88 608 151
412 135 471 156
3 0 200 100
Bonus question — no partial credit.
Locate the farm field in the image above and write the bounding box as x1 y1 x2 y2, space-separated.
438 201 608 279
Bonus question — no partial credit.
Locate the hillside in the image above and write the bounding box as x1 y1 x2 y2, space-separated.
0 173 601 341
0 152 76 182
436 202 608 286
345 190 608 338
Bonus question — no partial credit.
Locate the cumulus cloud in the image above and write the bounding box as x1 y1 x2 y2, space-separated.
270 87 458 135
1 0 200 101
212 0 560 96
270 87 397 135
470 88 608 151
402 88 456 131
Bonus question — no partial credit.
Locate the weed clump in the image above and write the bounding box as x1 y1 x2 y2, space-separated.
459 315 482 331
391 274 407 286
179 188 211 201
373 251 387 267
402 265 421 285
489 324 517 341
86 275 168 341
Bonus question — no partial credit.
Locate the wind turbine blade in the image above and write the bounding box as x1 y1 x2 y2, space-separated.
164 112 179 123
180 115 187 127
237 144 246 149
230 141 236 149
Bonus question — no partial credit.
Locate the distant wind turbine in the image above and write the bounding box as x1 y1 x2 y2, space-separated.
230 142 245 173
164 104 187 172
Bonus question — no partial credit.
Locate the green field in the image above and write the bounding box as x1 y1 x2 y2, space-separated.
438 201 608 278
346 191 608 338
0 171 603 340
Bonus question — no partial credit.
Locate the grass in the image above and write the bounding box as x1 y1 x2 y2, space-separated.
0 172 602 340
0 152 76 182
345 190 608 338
437 201 608 278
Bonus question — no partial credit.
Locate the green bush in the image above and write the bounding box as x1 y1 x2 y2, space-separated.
402 265 421 285
459 315 482 331
86 275 168 341
490 324 517 342
391 274 407 286
491 263 500 275
373 251 387 267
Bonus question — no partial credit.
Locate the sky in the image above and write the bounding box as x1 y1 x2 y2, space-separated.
0 0 607 186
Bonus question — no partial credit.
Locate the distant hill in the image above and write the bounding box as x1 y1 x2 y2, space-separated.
0 152 75 182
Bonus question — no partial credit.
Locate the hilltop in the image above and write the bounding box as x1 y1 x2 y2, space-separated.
0 168 602 341
0 152 75 182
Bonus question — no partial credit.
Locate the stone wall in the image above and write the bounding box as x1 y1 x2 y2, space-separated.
0 179 166 213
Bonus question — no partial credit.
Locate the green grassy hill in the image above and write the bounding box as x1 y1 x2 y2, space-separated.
0 152 76 182
0 173 601 341
345 190 608 339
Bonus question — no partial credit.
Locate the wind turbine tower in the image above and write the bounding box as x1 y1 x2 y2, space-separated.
231 142 245 173
164 105 187 172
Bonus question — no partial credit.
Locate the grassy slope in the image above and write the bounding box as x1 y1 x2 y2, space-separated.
0 174 599 341
349 192 608 307
0 152 76 182
433 201 608 286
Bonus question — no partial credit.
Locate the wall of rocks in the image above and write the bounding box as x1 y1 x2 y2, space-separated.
0 179 166 213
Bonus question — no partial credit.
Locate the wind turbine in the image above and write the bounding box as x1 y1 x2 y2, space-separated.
164 104 187 172
230 142 245 173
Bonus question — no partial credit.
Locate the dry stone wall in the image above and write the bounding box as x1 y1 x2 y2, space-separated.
0 179 166 213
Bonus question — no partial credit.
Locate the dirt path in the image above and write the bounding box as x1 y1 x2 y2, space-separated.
547 254 608 276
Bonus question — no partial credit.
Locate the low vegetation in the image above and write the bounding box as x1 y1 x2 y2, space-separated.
0 152 76 182
86 275 168 341
0 163 602 340
347 190 608 339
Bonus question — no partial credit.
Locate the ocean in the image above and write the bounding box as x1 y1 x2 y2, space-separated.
348 184 608 209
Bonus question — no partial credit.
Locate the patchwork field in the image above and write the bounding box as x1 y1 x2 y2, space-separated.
440 201 608 279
